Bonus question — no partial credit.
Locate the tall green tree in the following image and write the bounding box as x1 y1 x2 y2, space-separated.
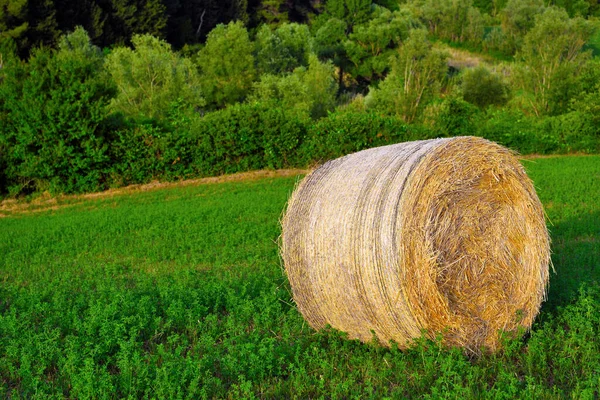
26 0 59 51
313 0 375 93
106 34 203 119
197 21 255 109
250 54 338 119
344 7 415 82
500 0 545 53
324 0 373 31
254 22 312 74
404 0 485 44
101 0 168 45
516 7 594 116
367 29 448 122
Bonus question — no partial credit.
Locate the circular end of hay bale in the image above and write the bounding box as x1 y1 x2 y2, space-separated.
281 137 550 352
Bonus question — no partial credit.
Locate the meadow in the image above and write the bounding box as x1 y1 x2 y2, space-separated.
0 156 599 399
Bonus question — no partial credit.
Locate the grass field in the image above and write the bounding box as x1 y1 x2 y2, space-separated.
1 156 599 399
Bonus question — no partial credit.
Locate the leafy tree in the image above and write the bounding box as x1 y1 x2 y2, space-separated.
549 0 593 16
106 34 204 119
197 21 255 109
0 27 115 194
324 0 373 30
500 0 545 53
51 0 106 43
461 66 510 108
254 22 312 75
464 6 486 45
516 7 594 116
250 54 338 119
344 7 415 82
406 0 485 44
367 29 448 122
313 0 375 92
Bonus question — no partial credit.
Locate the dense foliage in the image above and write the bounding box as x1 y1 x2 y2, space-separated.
1 0 600 198
0 156 599 397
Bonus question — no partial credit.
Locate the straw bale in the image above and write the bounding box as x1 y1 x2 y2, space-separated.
281 136 550 352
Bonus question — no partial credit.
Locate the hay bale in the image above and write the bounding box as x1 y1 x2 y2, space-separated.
281 136 550 352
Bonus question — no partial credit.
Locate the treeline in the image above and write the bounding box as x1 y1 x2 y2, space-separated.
1 0 320 57
1 0 600 197
3 0 600 57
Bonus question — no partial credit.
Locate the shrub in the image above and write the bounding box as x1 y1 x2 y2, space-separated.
537 111 600 154
106 102 309 186
473 109 600 154
461 66 511 109
0 28 116 195
475 109 551 154
193 102 309 173
425 96 482 137
300 111 435 163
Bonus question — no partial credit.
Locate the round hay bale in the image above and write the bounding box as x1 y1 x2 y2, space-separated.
281 136 550 352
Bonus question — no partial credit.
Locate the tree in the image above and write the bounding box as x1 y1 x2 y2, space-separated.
250 54 338 119
500 0 545 53
516 7 594 116
197 21 255 109
406 0 485 44
313 0 375 93
344 7 415 82
106 34 204 119
164 0 249 46
367 29 448 122
26 0 60 51
254 22 312 75
324 0 373 31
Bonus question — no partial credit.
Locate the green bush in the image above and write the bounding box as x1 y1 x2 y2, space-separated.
538 111 600 154
300 111 435 163
430 96 482 138
0 30 116 195
475 109 553 154
193 102 309 173
106 102 309 186
461 66 511 109
476 109 600 154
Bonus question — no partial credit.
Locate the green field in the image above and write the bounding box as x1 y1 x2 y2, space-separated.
1 156 599 398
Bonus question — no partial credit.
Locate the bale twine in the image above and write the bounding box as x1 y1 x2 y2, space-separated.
281 136 550 352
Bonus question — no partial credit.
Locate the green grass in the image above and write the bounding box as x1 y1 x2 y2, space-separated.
1 156 599 399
